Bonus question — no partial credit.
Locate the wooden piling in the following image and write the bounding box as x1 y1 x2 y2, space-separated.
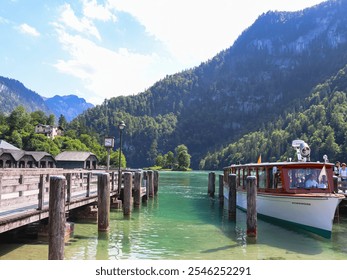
38 174 44 210
142 171 148 202
219 174 224 203
133 171 142 207
208 172 215 197
86 172 91 197
228 174 237 220
123 172 133 215
48 175 66 260
118 170 122 194
147 170 154 198
246 176 257 238
0 175 2 208
111 171 115 191
97 173 110 232
154 171 159 195
66 173 72 203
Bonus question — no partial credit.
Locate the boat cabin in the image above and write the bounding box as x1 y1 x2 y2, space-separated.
223 162 335 194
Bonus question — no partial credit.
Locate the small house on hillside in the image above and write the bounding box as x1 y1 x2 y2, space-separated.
35 124 64 139
55 151 98 169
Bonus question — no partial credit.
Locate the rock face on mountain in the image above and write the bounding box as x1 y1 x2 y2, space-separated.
0 76 94 121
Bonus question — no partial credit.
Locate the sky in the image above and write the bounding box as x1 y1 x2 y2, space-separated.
0 0 326 105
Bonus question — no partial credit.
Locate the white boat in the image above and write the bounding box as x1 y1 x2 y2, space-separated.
223 140 345 238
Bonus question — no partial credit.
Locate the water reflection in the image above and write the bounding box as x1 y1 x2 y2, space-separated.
1 171 347 260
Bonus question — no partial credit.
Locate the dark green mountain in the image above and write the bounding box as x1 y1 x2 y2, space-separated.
200 64 347 169
70 0 347 169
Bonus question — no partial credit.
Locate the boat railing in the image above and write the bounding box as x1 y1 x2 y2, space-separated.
337 180 347 194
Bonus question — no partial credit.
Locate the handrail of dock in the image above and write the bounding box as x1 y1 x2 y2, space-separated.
0 168 157 234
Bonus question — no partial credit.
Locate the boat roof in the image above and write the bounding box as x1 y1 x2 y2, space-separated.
224 161 334 169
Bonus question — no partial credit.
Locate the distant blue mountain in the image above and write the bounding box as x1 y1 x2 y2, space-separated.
44 95 94 122
0 76 94 121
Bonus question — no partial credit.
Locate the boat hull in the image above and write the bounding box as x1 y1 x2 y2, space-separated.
224 187 343 238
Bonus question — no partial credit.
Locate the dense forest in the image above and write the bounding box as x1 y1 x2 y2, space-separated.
200 65 347 169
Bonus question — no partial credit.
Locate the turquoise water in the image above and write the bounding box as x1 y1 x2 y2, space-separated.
1 171 347 260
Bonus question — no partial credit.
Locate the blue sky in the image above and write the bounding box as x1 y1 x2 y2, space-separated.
1 0 325 105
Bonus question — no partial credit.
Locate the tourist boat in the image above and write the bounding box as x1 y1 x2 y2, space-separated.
223 140 345 238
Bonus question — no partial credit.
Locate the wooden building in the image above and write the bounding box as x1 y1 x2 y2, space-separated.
0 149 56 168
30 151 56 168
0 140 56 168
55 151 98 169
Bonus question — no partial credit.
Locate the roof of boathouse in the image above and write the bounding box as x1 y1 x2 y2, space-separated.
55 151 98 162
0 140 20 150
0 140 55 163
0 149 25 161
29 151 55 162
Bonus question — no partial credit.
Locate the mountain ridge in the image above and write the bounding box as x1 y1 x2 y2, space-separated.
0 76 94 121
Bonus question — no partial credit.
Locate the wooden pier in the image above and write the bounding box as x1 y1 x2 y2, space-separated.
0 168 159 235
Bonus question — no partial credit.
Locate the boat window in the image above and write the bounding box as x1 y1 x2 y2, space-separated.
258 168 266 189
269 167 282 189
237 168 241 187
287 167 328 189
242 168 247 189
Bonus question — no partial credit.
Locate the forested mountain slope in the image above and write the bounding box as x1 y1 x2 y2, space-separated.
70 0 347 168
200 64 347 169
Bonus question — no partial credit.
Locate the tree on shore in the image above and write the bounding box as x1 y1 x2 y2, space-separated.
154 144 191 170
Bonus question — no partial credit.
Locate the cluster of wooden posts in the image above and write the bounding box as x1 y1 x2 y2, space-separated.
208 172 257 239
48 170 159 260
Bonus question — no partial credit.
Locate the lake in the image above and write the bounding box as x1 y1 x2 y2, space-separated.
1 170 347 260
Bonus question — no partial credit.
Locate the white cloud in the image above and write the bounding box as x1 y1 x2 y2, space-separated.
106 0 260 67
107 0 325 67
53 28 170 104
17 23 40 37
82 0 117 22
59 3 101 40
